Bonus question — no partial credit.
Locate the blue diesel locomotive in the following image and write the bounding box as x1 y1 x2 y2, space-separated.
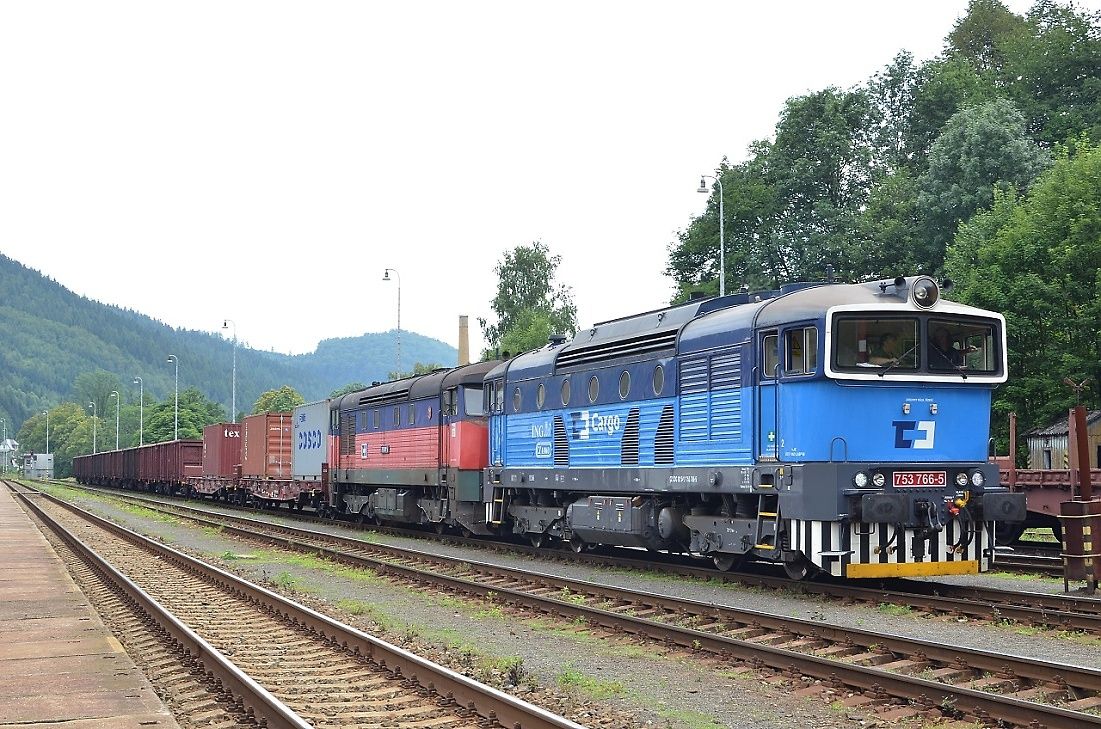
483 276 1025 578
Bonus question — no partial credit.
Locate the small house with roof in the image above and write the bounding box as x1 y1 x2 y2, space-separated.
1025 410 1101 470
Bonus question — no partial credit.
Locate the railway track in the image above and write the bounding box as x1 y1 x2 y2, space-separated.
991 546 1065 577
29 480 1101 728
51 480 1101 635
5 481 584 729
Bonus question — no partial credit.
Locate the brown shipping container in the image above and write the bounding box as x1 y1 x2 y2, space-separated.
203 422 243 477
242 413 292 478
138 440 203 485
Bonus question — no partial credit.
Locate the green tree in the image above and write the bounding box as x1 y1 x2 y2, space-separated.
252 386 305 414
479 242 578 356
946 0 1030 77
945 140 1101 442
667 151 779 301
1000 1 1101 145
73 370 124 425
144 388 227 442
917 97 1050 272
854 168 925 276
904 57 995 172
20 402 94 477
762 87 876 283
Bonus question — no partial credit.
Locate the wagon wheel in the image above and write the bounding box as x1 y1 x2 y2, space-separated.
783 555 814 581
712 554 742 572
994 523 1025 546
568 536 586 553
529 533 545 549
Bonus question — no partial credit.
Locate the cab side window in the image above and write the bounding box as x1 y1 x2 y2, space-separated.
785 327 818 376
761 333 779 379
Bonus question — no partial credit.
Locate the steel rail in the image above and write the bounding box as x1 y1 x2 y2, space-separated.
19 484 587 729
47 481 1101 630
9 485 313 729
37 483 1101 728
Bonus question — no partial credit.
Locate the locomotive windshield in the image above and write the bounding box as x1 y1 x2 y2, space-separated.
832 315 1000 375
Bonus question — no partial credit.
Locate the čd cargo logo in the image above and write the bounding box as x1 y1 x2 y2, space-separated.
569 410 622 440
892 420 935 449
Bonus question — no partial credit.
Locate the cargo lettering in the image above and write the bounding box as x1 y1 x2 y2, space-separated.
569 411 622 440
297 429 324 450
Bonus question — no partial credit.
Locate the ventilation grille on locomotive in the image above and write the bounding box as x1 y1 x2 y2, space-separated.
358 386 411 406
655 405 675 464
339 413 355 456
621 407 641 465
553 415 569 466
556 330 678 370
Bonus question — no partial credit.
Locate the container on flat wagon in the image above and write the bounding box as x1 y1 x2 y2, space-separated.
138 440 202 485
292 400 329 481
202 422 242 477
242 413 292 479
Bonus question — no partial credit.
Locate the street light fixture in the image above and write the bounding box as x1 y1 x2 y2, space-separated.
697 173 726 297
223 319 236 422
110 390 120 450
167 354 179 440
133 377 144 446
382 268 401 376
88 402 97 454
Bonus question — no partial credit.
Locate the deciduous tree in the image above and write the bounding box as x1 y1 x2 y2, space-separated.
479 242 578 357
945 140 1101 442
252 386 305 415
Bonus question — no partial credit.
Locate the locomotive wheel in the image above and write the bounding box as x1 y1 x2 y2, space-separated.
712 554 741 572
783 555 813 581
994 523 1025 546
435 521 446 535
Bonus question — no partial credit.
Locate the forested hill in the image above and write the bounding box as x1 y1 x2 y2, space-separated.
0 254 457 431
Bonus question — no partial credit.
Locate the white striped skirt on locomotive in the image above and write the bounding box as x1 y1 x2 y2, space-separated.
790 518 993 578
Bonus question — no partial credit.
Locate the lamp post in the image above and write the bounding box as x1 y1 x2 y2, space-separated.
88 402 97 454
697 173 726 297
133 377 144 446
43 411 49 453
223 319 236 422
382 268 401 376
1 418 5 475
167 354 178 440
110 390 120 450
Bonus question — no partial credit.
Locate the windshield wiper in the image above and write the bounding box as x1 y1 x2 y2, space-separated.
877 343 919 377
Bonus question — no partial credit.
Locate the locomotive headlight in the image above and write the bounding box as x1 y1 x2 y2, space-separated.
955 472 969 487
853 471 869 488
970 471 985 487
911 276 940 308
871 472 886 488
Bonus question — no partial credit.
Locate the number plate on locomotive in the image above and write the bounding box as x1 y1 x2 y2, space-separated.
892 471 946 487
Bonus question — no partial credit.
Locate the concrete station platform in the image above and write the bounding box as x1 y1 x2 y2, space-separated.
0 488 179 728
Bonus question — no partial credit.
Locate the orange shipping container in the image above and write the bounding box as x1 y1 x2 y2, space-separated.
242 412 292 479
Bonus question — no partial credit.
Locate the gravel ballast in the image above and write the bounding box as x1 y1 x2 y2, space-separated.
37 484 1100 728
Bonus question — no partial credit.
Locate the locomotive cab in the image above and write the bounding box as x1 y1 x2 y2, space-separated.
760 276 1026 577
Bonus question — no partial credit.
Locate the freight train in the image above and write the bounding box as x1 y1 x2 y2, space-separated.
74 275 1026 579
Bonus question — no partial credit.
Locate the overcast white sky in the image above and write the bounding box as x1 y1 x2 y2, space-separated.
2 1 1091 359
